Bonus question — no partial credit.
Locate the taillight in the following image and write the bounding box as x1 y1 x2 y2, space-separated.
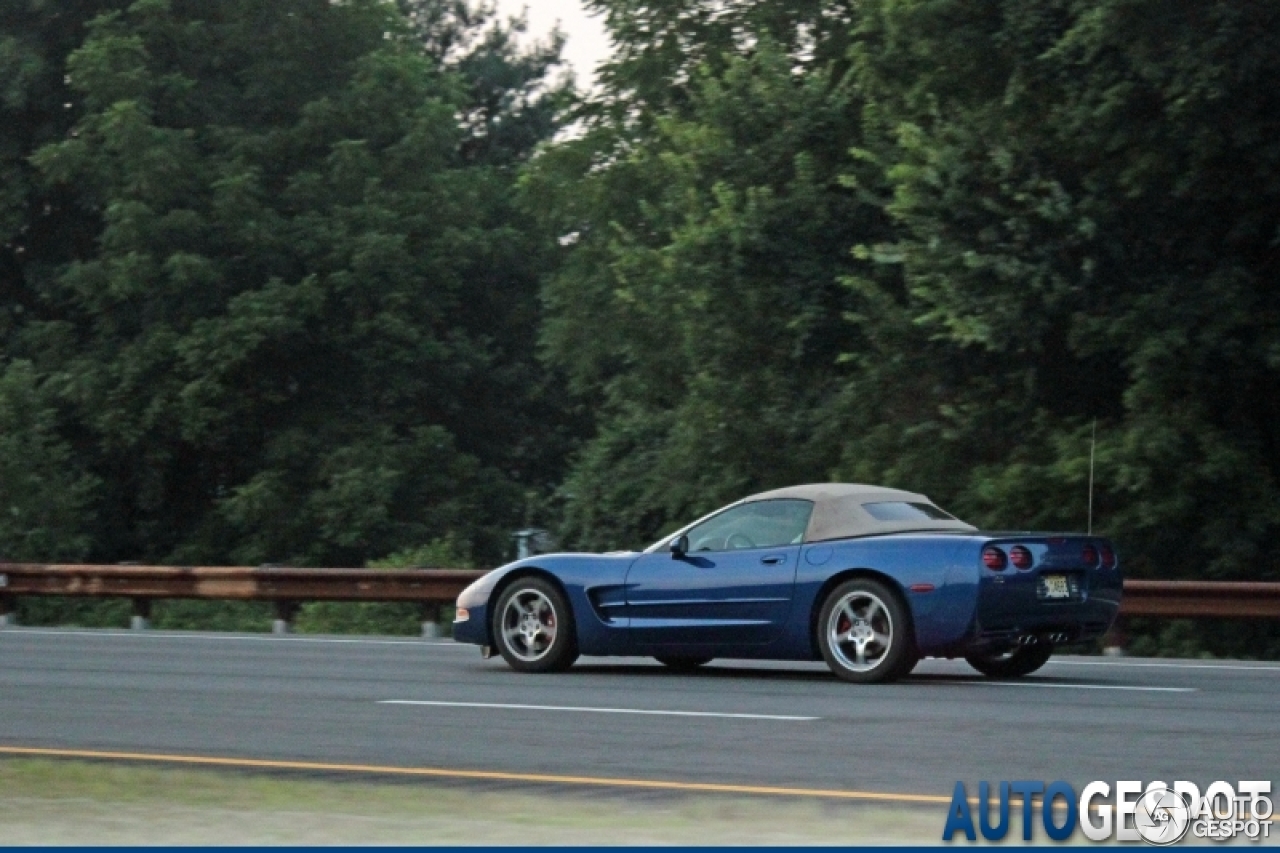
1082 544 1099 567
982 546 1007 571
1100 544 1116 569
1010 545 1033 570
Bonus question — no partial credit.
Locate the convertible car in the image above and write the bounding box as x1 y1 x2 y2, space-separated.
452 484 1121 683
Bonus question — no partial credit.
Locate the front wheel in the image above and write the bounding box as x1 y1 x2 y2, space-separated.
817 579 915 684
492 576 579 673
654 655 713 672
964 644 1053 678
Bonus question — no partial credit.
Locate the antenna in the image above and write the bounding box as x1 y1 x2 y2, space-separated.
1087 419 1097 535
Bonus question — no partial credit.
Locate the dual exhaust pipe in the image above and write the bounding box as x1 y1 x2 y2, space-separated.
1017 632 1070 646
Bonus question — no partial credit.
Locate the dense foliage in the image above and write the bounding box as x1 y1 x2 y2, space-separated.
1 0 574 567
4 0 1279 639
850 0 1280 582
526 0 885 550
537 0 1280 592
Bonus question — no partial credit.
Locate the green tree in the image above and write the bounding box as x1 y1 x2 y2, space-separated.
2 0 127 338
9 0 571 567
529 2 892 549
2 5 129 560
852 0 1280 580
0 360 97 561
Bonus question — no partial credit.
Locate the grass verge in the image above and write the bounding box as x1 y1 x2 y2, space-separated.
0 757 949 845
0 758 947 845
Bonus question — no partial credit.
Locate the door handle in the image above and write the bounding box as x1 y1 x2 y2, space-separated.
761 555 786 565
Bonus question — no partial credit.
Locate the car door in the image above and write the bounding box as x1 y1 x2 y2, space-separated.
622 499 812 646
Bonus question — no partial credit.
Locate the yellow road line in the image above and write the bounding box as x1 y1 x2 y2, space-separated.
0 745 950 805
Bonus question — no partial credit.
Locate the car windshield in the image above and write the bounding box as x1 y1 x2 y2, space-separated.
680 499 814 552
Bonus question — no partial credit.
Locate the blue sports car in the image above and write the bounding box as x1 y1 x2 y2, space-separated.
452 484 1121 683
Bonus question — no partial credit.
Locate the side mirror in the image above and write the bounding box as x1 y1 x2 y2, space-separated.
669 534 689 558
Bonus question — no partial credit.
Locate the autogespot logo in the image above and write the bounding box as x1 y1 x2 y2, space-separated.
1133 785 1192 845
942 780 1273 844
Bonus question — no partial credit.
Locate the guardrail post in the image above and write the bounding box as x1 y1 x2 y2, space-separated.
130 598 152 631
0 591 14 628
420 603 442 638
273 601 298 635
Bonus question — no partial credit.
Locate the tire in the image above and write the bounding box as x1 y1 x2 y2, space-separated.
654 655 713 672
964 644 1053 678
817 578 915 684
492 576 579 673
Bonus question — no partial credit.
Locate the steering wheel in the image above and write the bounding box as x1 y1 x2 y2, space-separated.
726 532 756 550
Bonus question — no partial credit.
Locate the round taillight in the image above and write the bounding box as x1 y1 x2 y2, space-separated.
1081 544 1099 567
1100 544 1116 569
1010 545 1033 570
982 546 1007 571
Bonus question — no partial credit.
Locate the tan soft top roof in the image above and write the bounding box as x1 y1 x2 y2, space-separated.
744 482 977 542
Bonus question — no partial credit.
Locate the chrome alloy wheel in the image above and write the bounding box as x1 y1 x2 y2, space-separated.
499 588 558 662
826 590 894 672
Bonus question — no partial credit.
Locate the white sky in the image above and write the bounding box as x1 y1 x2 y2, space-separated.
492 0 612 87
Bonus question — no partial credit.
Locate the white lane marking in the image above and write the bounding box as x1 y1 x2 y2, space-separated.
1047 658 1280 673
379 699 819 721
952 680 1196 693
0 628 465 647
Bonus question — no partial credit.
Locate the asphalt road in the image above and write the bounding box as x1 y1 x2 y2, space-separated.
1 628 1276 798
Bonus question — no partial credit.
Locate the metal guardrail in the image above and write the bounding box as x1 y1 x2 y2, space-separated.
0 564 1277 634
0 564 484 635
1118 580 1280 619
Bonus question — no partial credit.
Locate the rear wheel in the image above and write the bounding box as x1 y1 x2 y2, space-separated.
654 655 712 672
965 644 1053 678
492 576 579 673
817 579 914 684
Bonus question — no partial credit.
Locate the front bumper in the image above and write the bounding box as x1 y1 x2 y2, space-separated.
452 602 489 645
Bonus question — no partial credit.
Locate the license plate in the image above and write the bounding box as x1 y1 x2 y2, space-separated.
1043 575 1070 599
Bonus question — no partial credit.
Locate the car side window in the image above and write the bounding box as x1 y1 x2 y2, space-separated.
685 499 813 552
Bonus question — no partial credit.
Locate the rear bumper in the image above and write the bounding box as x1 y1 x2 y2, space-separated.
969 615 1115 650
964 569 1122 652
